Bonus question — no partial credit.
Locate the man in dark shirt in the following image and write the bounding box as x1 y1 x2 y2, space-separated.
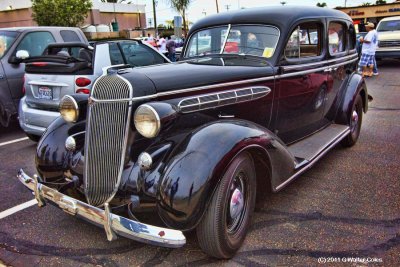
166 36 176 62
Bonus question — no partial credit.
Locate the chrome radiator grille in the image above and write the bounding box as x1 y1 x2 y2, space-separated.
84 75 132 207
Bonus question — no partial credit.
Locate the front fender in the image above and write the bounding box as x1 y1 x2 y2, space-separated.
335 73 368 125
157 119 294 231
36 117 86 182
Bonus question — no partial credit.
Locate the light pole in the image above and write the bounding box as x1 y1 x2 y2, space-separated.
152 0 158 37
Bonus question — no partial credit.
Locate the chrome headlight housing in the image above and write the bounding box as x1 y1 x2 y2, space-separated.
134 104 161 138
59 95 79 123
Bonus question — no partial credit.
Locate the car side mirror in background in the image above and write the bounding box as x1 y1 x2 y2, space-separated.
9 50 30 64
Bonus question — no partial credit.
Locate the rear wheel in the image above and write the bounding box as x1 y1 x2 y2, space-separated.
341 94 363 147
196 152 256 259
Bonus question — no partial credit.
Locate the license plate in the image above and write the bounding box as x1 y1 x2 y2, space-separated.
38 86 53 100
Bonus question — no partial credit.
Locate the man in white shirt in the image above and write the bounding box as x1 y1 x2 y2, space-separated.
359 22 379 77
157 35 167 55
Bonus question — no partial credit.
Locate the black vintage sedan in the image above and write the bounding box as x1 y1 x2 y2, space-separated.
17 6 368 259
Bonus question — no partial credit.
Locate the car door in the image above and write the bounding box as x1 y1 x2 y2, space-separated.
3 31 56 104
275 20 330 144
324 20 357 120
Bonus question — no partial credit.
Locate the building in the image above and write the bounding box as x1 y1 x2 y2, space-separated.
0 0 146 31
336 1 400 32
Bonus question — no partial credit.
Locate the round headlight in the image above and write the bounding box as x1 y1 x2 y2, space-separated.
59 95 79 123
134 104 160 138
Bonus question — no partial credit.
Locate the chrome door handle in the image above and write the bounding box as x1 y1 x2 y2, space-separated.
324 68 332 73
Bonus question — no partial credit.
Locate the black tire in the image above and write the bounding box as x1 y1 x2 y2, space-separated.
341 94 363 147
196 152 256 259
26 134 41 142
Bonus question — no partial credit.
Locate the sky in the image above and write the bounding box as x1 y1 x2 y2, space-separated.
134 0 398 26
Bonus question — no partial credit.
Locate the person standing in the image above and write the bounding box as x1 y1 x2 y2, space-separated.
166 36 177 62
358 22 379 77
157 35 167 56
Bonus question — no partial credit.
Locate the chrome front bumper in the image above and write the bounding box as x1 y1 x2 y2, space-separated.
17 169 186 248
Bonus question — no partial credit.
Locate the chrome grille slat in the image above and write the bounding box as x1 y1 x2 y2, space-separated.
84 75 132 207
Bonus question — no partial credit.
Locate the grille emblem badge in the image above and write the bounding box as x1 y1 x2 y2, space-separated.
88 97 95 106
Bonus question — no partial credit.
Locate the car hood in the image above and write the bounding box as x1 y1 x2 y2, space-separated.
378 31 400 41
119 57 275 93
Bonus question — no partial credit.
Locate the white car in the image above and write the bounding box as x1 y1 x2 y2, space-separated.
376 16 400 60
19 40 169 141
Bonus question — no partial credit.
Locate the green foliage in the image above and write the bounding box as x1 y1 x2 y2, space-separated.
375 0 386 4
32 0 92 27
362 2 372 6
165 0 192 35
316 2 327 7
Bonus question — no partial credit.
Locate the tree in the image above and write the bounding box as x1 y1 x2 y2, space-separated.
166 0 191 36
316 2 327 7
362 2 372 6
32 0 92 27
375 0 386 4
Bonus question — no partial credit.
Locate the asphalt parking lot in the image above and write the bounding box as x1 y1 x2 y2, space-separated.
0 60 399 266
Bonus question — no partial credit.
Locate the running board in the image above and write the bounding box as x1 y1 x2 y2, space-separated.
275 124 349 191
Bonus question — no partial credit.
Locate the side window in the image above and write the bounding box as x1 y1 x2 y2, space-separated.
109 42 124 65
16 31 55 57
120 42 165 66
328 22 345 54
285 22 322 59
348 24 356 50
60 30 81 42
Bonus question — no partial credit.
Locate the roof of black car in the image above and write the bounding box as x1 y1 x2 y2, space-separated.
189 6 351 33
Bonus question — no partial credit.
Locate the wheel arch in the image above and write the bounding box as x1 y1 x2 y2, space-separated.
156 120 293 231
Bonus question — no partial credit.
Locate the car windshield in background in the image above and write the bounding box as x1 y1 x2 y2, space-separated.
377 20 400 31
185 25 280 58
119 41 166 66
0 31 18 59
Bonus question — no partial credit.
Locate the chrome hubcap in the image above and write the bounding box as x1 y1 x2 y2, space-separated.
230 188 244 219
350 110 359 132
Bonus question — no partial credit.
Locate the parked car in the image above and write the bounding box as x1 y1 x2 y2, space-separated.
376 16 400 60
0 27 88 128
19 39 170 141
17 6 368 259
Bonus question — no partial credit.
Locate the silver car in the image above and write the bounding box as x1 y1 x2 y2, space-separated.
19 39 170 141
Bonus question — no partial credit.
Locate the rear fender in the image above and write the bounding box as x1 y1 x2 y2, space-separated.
157 120 295 231
335 73 368 125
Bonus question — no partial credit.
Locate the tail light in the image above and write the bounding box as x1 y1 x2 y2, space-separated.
75 77 91 87
76 88 90 94
32 62 47 67
22 74 26 95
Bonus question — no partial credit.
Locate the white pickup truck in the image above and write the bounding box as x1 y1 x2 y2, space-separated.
19 40 170 141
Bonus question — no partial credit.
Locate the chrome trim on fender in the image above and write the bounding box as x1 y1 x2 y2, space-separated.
17 169 186 248
178 86 271 113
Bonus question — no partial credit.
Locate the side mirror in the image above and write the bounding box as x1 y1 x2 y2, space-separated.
8 50 30 64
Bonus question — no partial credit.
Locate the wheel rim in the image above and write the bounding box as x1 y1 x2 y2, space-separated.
350 109 359 133
227 172 246 234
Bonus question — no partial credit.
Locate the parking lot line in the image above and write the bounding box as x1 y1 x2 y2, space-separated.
0 137 29 147
0 199 38 219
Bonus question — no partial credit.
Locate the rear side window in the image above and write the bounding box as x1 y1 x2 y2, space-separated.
109 42 125 65
60 30 81 42
328 22 345 54
285 22 323 59
16 31 55 57
120 41 165 66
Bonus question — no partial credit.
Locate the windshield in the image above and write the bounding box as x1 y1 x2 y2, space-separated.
184 25 279 59
0 31 18 59
377 20 400 31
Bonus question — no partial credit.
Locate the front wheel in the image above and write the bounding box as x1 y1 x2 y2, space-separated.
196 152 256 259
341 94 363 147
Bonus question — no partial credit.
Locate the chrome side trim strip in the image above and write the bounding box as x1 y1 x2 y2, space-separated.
275 127 350 192
17 169 186 248
89 57 358 104
178 86 271 113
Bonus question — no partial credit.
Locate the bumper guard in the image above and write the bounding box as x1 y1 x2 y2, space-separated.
17 169 186 248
